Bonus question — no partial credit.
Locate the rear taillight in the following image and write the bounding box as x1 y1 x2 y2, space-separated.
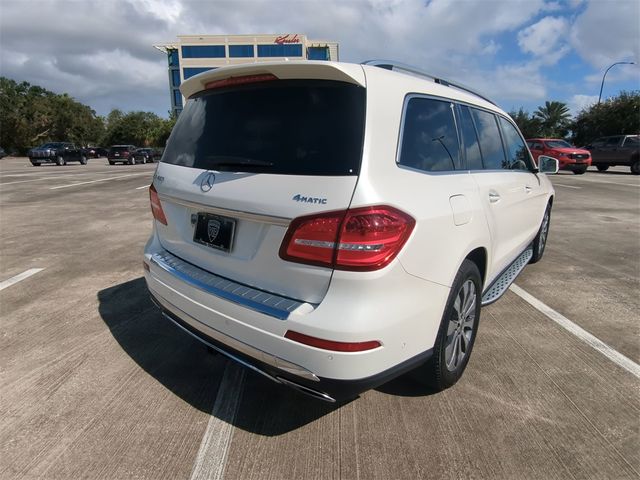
149 184 168 225
279 205 415 271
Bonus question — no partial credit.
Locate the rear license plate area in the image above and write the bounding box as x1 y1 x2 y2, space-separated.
193 213 236 252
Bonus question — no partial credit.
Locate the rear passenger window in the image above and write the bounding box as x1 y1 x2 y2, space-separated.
470 109 506 170
498 117 532 171
399 97 461 172
458 106 483 170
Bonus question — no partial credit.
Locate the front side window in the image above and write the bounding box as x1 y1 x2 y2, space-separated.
398 97 461 172
606 136 623 146
623 136 639 146
498 117 532 170
471 109 506 170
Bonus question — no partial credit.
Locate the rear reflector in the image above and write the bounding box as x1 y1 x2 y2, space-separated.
205 74 278 90
149 184 168 225
279 205 415 271
285 330 381 352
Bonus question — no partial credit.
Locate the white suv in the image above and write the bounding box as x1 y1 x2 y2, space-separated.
143 60 557 402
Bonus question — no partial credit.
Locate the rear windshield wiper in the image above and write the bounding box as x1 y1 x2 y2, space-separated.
206 156 274 168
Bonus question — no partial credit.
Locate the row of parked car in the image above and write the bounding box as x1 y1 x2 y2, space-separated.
526 134 640 175
26 143 162 166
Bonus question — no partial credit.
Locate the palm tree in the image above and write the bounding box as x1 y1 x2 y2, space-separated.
534 101 572 138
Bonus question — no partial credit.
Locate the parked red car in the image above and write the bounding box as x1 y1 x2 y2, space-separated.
526 138 591 174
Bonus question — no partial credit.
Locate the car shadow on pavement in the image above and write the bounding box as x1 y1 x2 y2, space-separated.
98 277 342 436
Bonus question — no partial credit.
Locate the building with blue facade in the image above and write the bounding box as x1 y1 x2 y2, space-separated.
154 34 339 116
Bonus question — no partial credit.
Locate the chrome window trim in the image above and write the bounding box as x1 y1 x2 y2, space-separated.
149 250 314 321
158 193 291 227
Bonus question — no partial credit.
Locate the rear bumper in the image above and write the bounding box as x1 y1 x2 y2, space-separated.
149 289 432 401
142 230 449 399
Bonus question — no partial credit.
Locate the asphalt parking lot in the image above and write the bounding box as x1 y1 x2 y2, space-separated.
1 157 638 479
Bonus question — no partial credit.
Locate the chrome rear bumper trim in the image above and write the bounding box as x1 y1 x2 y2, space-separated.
150 250 313 320
149 290 320 383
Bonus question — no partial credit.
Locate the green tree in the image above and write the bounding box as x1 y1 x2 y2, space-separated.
509 108 542 138
534 101 572 138
102 110 164 147
571 91 640 146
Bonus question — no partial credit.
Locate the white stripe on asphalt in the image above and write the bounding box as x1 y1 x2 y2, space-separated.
553 183 581 189
510 284 640 379
50 173 150 189
136 185 150 190
190 362 245 480
0 268 45 291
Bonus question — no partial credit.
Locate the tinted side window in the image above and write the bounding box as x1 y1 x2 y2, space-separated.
498 117 531 170
399 97 461 172
624 136 639 145
606 136 622 146
470 109 506 170
458 105 483 170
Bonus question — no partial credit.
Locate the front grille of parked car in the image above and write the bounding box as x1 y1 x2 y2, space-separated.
570 153 589 160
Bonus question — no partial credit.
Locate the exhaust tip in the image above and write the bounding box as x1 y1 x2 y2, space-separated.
276 376 336 403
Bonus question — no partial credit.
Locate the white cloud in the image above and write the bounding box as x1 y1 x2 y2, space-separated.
570 0 640 70
517 16 569 65
567 94 598 115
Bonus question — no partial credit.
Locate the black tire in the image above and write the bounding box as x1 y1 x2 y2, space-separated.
56 156 65 166
530 204 551 264
80 155 87 165
108 161 115 165
32 163 40 167
596 164 609 172
573 165 587 175
418 259 482 391
631 158 640 175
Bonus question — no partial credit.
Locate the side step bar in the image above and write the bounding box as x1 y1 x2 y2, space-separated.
481 248 533 306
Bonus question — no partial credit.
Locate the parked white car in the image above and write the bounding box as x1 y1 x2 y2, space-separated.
143 60 557 402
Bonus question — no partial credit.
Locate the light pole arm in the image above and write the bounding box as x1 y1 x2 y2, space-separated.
598 61 635 104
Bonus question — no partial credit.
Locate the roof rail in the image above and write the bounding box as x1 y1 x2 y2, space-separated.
361 59 498 107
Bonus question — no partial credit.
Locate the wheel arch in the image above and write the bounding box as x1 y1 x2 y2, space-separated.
464 247 487 290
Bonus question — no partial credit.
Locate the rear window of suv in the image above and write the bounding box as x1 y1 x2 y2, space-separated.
162 80 366 176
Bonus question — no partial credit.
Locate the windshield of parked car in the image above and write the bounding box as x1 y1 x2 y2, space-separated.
162 79 366 175
110 146 132 152
624 136 639 145
545 140 572 149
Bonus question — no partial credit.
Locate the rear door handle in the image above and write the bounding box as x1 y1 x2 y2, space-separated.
489 191 501 203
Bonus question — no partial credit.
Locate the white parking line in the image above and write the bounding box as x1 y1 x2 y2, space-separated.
0 268 45 291
574 177 639 188
189 362 245 480
136 185 150 190
510 284 640 379
553 183 581 189
50 173 150 190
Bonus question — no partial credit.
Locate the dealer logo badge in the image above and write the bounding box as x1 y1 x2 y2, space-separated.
207 219 221 242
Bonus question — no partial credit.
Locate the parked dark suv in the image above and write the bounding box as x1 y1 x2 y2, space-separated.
108 145 138 165
29 142 87 166
584 135 640 174
132 148 159 163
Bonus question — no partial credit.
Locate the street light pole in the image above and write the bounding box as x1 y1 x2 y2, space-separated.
598 61 635 104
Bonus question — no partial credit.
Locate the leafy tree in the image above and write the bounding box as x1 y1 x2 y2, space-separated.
571 91 640 147
534 101 572 138
509 108 542 138
0 77 105 154
102 110 164 147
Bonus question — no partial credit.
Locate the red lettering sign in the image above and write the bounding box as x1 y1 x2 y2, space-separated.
274 34 300 45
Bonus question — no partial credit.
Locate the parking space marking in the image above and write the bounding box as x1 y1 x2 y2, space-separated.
190 362 245 480
0 268 45 291
50 173 151 190
510 284 640 379
573 177 639 188
553 183 581 189
136 185 150 190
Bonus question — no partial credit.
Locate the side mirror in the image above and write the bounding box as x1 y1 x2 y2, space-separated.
538 155 559 174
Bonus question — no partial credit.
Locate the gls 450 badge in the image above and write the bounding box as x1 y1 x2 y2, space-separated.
292 194 327 205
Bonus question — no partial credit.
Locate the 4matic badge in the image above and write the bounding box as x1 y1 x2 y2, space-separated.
292 194 327 205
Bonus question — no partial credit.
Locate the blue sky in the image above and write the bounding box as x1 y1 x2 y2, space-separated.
0 0 638 118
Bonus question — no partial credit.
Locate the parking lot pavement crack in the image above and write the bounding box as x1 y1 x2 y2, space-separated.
488 310 640 477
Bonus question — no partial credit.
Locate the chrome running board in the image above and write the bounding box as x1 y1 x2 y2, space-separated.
481 248 533 306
